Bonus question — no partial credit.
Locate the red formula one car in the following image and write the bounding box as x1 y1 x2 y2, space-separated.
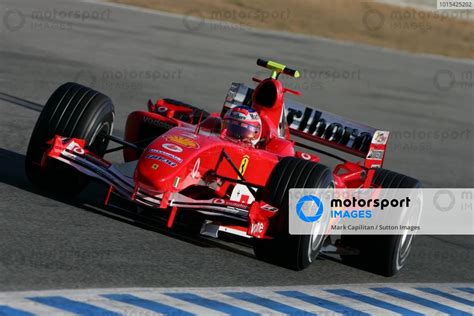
25 59 420 275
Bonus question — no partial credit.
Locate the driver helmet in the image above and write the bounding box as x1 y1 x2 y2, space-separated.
223 106 262 146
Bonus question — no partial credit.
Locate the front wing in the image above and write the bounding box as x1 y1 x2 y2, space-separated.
44 136 277 239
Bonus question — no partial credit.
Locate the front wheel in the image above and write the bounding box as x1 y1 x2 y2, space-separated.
25 82 114 195
253 157 333 270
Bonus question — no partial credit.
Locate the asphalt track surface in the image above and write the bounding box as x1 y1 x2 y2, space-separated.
0 0 473 291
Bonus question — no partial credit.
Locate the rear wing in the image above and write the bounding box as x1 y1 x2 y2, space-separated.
285 99 389 168
223 83 389 168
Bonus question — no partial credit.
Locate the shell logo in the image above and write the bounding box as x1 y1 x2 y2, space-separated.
166 135 199 149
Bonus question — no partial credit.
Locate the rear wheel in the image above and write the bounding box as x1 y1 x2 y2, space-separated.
340 168 421 276
253 157 333 270
25 82 114 195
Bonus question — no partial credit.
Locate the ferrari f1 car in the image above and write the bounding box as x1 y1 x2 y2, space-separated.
25 59 420 276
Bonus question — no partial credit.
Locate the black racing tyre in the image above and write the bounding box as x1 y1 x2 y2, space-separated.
340 168 421 277
25 82 114 194
253 157 333 270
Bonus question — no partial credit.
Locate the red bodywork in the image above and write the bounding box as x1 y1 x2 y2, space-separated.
45 77 389 239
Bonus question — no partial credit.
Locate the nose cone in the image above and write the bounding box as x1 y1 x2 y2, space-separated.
134 129 215 193
135 148 181 190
